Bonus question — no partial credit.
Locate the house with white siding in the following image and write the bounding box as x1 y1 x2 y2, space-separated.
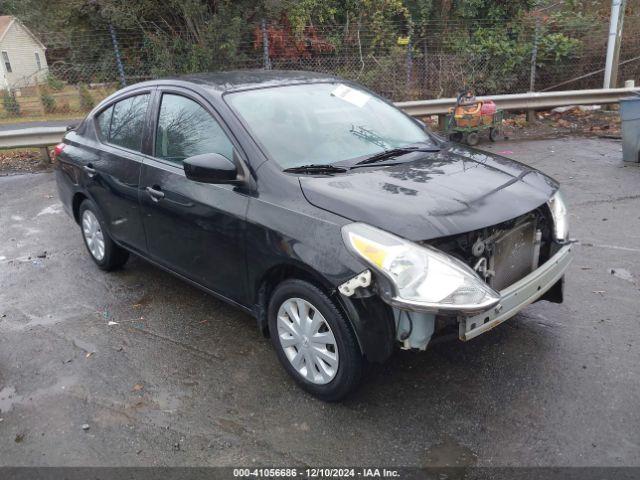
0 16 48 89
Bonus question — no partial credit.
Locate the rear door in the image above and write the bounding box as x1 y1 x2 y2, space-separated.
86 91 152 253
139 88 249 305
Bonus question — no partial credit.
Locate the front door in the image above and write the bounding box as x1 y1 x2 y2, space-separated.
139 90 248 305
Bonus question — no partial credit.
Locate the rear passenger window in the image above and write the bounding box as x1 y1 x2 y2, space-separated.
95 95 149 151
155 94 233 163
109 94 150 151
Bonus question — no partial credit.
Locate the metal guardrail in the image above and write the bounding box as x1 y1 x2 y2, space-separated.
396 86 640 116
0 87 638 150
0 126 67 149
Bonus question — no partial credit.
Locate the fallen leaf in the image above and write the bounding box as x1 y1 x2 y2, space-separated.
132 383 144 392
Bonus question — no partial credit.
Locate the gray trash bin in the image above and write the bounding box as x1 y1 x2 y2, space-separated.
620 96 640 163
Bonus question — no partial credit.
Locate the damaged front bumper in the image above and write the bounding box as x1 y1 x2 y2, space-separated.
339 242 574 351
390 242 573 349
458 242 574 340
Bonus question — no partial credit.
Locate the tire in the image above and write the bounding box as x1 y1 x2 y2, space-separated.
448 132 463 143
79 199 129 271
489 127 500 142
466 132 480 146
268 279 363 401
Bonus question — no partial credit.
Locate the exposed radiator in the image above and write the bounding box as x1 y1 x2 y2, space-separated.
489 220 538 291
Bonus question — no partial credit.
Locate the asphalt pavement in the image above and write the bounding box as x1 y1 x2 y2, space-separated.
0 137 639 467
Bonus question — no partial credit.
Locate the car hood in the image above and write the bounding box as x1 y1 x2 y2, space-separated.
299 145 558 241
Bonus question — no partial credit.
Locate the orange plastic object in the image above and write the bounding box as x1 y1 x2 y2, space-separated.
454 102 483 127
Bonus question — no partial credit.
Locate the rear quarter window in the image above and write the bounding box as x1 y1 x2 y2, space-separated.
95 106 113 140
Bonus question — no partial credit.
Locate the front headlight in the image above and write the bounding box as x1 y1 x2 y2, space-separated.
547 190 569 241
342 223 500 313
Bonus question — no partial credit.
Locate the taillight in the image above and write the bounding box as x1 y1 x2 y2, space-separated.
52 143 65 161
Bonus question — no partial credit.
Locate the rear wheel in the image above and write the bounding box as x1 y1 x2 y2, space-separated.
79 199 129 271
268 279 363 401
489 127 500 142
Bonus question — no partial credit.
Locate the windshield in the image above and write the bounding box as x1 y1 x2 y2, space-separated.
225 83 434 169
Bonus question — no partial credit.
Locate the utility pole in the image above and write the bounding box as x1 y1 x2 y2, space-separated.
610 0 627 88
529 17 541 92
603 0 624 88
528 16 541 123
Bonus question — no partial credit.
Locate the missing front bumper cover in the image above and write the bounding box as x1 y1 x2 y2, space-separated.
459 242 574 341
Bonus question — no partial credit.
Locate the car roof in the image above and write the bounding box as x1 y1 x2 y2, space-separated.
128 70 340 95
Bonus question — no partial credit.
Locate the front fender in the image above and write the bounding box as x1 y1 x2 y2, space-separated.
245 196 396 362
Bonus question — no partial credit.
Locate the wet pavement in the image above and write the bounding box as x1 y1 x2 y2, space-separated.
0 137 639 467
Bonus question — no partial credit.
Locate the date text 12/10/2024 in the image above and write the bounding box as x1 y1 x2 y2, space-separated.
233 468 401 478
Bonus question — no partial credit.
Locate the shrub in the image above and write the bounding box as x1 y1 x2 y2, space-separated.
2 89 20 116
40 87 56 113
46 74 64 91
79 84 94 111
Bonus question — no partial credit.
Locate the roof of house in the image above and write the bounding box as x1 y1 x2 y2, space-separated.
0 16 46 49
0 16 13 38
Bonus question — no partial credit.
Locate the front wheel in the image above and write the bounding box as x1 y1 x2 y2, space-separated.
466 132 480 146
268 279 363 401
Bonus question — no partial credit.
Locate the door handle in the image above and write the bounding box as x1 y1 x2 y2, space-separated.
83 164 97 178
146 186 165 202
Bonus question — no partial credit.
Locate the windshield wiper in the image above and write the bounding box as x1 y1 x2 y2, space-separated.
283 164 348 174
355 144 440 166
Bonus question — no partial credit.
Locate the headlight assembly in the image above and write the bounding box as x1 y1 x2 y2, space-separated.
342 223 500 314
547 190 569 242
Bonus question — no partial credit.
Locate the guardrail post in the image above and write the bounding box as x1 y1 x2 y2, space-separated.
39 147 50 165
438 114 447 131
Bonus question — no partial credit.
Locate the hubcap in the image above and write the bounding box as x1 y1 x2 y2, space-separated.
82 210 105 261
276 298 339 385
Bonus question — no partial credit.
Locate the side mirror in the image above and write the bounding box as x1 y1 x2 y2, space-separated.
183 153 239 184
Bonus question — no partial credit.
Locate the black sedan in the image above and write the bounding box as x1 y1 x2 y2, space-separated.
54 71 574 401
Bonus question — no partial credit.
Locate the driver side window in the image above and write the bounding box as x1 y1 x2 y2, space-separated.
155 93 233 164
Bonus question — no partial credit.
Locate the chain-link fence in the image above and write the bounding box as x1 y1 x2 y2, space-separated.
2 16 640 121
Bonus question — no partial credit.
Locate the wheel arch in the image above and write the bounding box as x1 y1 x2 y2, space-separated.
254 262 368 352
254 261 396 363
255 262 336 333
71 191 89 224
